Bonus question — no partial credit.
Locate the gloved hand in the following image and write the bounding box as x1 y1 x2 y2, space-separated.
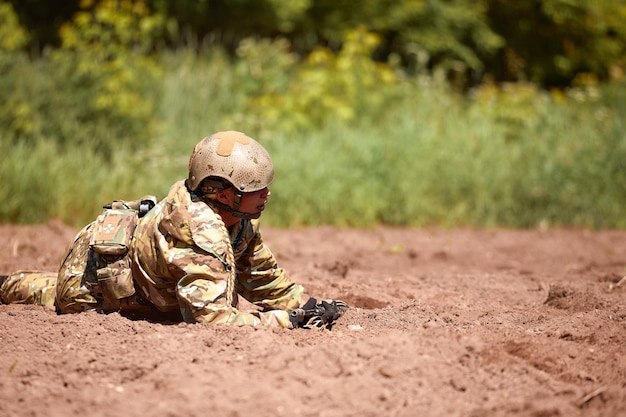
289 297 349 329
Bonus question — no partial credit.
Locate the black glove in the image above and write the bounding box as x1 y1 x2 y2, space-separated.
301 297 319 311
289 297 349 329
320 300 343 324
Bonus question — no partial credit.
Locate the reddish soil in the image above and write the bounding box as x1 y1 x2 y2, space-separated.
1 220 625 417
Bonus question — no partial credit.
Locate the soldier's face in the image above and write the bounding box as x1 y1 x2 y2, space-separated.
217 187 271 215
238 187 271 214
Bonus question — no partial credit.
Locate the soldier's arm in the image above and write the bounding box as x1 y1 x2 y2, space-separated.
234 229 304 312
169 244 295 328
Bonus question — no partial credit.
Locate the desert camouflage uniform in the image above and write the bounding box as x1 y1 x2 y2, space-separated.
0 271 57 307
0 180 303 328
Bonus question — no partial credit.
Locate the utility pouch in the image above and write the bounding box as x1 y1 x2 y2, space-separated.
96 260 136 303
90 209 138 256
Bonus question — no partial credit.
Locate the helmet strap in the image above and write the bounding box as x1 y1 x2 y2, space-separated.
209 199 262 220
232 189 243 210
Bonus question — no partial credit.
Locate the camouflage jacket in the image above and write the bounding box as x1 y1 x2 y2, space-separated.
131 180 304 327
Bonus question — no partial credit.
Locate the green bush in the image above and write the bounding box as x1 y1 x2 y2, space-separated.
0 0 164 158
0 1 30 134
0 1 28 55
231 27 399 135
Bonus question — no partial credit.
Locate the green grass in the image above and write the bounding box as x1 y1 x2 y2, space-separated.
1 50 625 229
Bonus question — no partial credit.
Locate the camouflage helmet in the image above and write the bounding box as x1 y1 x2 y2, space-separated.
187 131 274 193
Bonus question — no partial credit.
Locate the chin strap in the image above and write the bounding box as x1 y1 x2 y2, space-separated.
208 199 262 220
232 189 243 210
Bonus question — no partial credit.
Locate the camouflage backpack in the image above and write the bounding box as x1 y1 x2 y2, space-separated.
88 196 157 310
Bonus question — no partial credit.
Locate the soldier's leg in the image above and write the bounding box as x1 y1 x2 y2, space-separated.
55 223 99 313
0 271 58 308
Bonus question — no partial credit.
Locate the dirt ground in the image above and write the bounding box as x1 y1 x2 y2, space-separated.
1 220 625 417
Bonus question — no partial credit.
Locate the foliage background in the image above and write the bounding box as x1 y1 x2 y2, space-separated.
1 0 625 229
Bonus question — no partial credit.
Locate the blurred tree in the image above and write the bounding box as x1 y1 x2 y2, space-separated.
0 1 29 56
150 0 503 87
1 0 164 157
149 0 282 49
6 0 626 87
6 0 80 48
230 27 398 134
147 0 626 87
0 0 31 135
486 0 626 86
295 0 503 75
49 0 165 152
